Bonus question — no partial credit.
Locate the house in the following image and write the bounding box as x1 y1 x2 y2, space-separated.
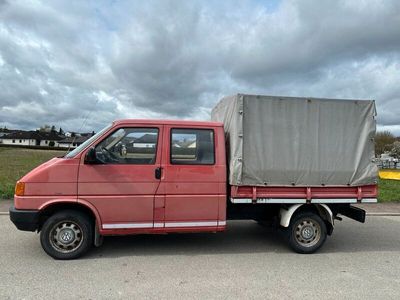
0 128 20 138
80 131 95 137
176 140 196 149
132 133 157 148
58 136 90 148
0 131 64 147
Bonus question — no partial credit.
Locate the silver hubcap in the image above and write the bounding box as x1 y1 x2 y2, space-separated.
294 218 321 247
50 221 83 253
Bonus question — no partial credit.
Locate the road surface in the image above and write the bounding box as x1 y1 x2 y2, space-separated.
0 215 399 299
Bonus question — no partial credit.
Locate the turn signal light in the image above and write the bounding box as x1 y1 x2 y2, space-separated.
15 182 25 196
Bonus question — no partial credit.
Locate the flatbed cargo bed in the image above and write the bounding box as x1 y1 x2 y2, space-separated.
230 184 378 204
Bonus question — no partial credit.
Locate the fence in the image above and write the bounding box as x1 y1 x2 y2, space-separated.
376 160 400 169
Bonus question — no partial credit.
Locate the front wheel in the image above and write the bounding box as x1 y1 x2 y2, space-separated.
40 210 93 260
286 212 327 254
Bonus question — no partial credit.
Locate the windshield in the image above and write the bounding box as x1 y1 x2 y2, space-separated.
64 124 112 158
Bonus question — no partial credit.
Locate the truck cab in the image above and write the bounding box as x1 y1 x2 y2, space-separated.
10 120 227 259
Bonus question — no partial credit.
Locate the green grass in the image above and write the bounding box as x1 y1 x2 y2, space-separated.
0 147 65 199
378 178 400 202
1 147 400 201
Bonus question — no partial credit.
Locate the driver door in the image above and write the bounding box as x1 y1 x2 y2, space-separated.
78 125 163 230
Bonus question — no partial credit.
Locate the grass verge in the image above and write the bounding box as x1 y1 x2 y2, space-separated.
378 178 400 202
0 147 65 198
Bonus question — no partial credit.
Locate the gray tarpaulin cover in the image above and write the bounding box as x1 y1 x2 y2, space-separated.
211 94 378 187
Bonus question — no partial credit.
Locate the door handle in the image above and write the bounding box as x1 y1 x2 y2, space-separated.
155 167 162 179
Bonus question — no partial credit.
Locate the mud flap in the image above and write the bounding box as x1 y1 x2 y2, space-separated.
94 222 104 247
338 205 366 223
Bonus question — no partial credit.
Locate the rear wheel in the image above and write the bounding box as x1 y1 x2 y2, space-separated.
287 212 327 254
40 210 93 260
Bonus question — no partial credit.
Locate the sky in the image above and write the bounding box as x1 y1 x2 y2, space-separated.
0 0 400 134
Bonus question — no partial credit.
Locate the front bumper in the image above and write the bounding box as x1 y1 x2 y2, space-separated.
9 206 39 232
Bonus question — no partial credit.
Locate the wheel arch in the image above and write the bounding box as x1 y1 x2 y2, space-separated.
38 201 100 231
280 203 334 235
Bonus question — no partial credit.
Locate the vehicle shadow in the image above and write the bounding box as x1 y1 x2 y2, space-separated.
87 221 290 259
86 217 400 259
323 216 400 253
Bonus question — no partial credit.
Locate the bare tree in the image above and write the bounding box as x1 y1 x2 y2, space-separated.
375 131 395 156
391 141 400 159
39 124 51 132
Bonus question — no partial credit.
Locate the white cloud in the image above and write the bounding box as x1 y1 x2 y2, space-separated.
0 0 399 135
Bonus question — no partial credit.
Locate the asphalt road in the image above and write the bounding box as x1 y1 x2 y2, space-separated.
0 216 399 300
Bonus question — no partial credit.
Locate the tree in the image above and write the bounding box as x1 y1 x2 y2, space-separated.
390 141 400 159
39 124 51 132
49 141 55 147
59 127 64 135
50 125 56 133
375 131 395 156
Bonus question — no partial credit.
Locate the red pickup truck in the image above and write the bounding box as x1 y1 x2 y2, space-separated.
10 95 378 259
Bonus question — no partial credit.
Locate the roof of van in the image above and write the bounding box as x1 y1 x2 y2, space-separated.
113 119 223 127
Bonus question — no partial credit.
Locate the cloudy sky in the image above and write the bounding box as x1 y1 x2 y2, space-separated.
0 0 400 134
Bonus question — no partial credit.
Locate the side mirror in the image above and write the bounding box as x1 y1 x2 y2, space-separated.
84 147 98 164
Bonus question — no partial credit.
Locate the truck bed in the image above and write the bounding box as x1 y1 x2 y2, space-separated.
230 184 378 204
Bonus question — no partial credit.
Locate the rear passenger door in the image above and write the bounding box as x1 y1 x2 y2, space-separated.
162 126 221 228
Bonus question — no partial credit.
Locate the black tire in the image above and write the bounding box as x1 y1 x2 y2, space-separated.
40 210 93 260
287 212 327 254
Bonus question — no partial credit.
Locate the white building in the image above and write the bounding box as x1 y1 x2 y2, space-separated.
0 131 64 147
58 136 90 149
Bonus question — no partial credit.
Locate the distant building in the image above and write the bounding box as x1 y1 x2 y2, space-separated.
380 152 396 161
0 131 64 147
58 136 90 148
0 128 20 138
132 134 157 148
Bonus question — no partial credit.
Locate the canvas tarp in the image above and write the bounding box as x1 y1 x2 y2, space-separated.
211 94 378 187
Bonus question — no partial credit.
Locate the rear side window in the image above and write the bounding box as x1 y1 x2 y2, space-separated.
171 129 215 165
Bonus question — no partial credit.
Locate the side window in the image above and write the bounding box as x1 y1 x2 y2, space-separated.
171 129 215 165
95 127 158 164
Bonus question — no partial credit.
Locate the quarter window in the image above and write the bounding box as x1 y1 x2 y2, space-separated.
171 129 215 165
95 127 158 164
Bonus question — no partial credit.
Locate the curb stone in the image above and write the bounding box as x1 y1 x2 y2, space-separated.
366 213 400 216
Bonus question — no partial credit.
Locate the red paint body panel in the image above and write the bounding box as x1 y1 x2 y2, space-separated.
14 196 77 210
230 185 378 201
153 195 165 224
160 125 226 224
21 158 79 197
164 195 219 221
112 119 222 127
77 124 164 225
